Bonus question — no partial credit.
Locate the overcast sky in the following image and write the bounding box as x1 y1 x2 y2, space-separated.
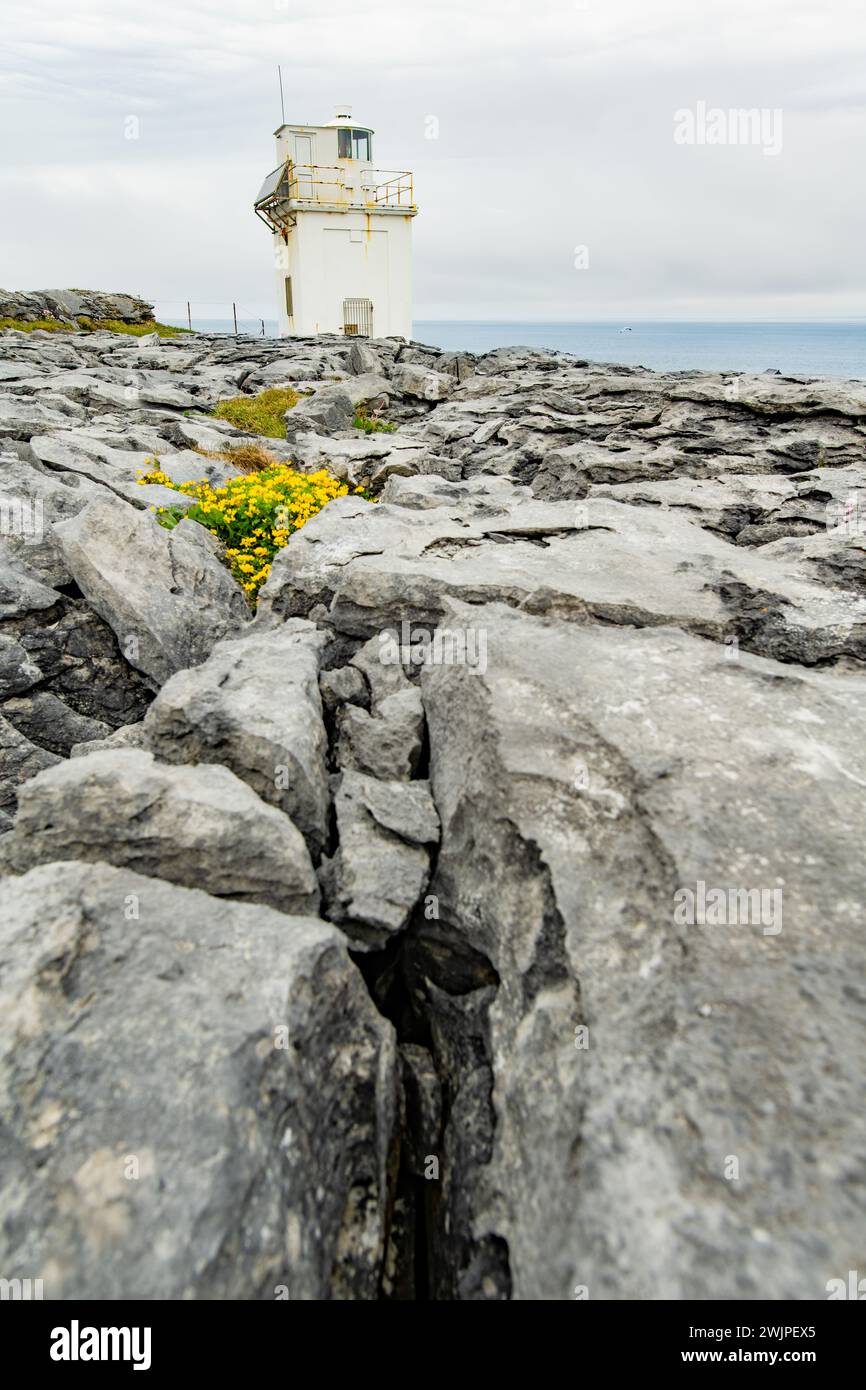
2 0 865 323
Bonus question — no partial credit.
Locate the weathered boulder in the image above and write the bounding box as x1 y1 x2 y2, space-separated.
438 352 476 383
350 629 418 704
347 341 383 375
0 288 155 324
282 385 355 441
0 635 42 700
149 448 238 490
336 688 424 780
0 691 110 756
0 749 319 915
0 453 111 587
28 434 169 502
4 605 153 733
339 372 392 410
389 363 454 401
0 395 85 442
0 543 62 620
0 712 61 812
322 771 439 948
286 430 430 489
54 495 249 686
0 862 397 1300
413 599 866 1300
144 622 330 858
70 721 148 757
319 664 369 717
257 475 866 667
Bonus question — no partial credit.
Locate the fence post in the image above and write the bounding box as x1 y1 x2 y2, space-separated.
233 303 238 335
187 301 192 332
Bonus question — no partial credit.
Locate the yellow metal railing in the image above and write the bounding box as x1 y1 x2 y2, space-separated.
255 161 416 232
286 163 347 204
360 170 415 208
288 163 415 208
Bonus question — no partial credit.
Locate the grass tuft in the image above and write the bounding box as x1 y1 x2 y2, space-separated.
0 317 189 338
353 408 396 434
77 317 190 337
209 386 301 439
0 318 71 333
193 442 283 473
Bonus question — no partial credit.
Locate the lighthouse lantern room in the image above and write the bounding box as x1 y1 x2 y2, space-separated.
254 105 417 339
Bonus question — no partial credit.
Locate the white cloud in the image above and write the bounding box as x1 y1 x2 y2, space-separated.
1 0 865 321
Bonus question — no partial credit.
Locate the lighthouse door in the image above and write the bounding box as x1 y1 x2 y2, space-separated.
293 135 314 198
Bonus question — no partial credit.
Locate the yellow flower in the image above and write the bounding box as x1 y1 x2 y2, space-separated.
147 461 374 606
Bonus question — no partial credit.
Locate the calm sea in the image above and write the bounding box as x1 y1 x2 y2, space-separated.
416 321 866 380
164 318 866 380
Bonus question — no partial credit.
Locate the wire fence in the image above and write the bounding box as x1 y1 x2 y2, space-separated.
152 301 278 336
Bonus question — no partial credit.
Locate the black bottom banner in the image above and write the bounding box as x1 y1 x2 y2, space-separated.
5 1299 863 1375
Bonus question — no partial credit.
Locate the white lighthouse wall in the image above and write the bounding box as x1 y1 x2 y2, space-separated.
273 210 413 339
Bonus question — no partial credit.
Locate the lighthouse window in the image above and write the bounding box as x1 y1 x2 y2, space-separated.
337 128 372 161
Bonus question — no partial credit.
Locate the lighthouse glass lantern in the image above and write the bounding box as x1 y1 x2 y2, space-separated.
254 105 417 338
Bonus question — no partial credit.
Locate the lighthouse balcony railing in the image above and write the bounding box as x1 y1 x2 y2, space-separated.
256 162 416 227
360 170 415 208
286 164 347 204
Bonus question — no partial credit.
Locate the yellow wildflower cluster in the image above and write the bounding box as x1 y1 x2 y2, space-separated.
137 466 175 487
137 459 365 603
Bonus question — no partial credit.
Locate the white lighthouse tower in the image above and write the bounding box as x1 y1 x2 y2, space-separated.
254 105 417 339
